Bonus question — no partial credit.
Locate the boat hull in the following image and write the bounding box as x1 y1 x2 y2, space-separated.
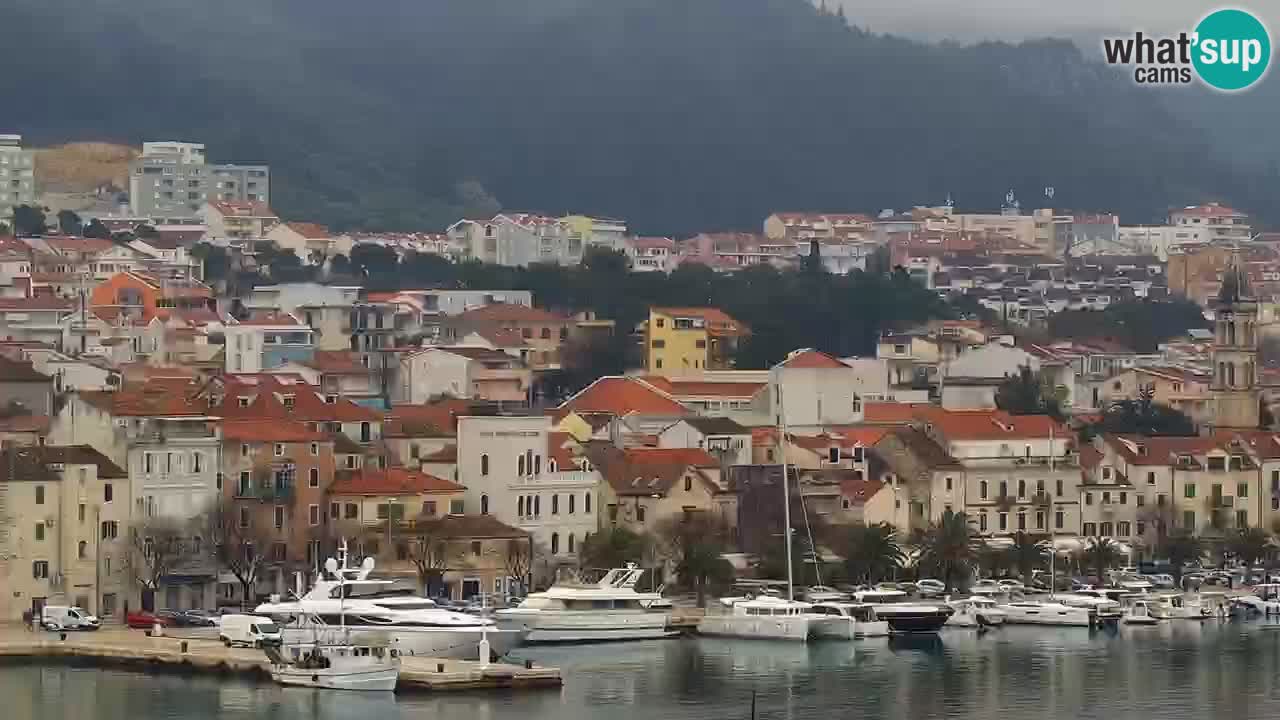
279 627 523 660
271 665 399 691
999 604 1093 627
873 605 953 635
810 617 890 639
697 614 812 641
496 610 674 644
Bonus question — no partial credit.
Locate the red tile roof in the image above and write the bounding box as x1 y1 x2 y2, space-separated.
1104 433 1239 466
387 400 472 434
45 237 115 253
788 427 890 450
236 310 303 326
0 297 75 311
410 513 527 539
0 356 51 382
329 467 463 496
302 351 368 375
623 447 718 467
639 376 765 399
863 402 933 423
0 414 50 433
777 349 847 369
471 327 528 348
208 200 276 218
455 303 568 324
221 419 328 442
557 376 689 418
840 477 886 505
548 432 577 469
212 387 380 422
650 307 748 336
80 387 209 417
285 222 333 239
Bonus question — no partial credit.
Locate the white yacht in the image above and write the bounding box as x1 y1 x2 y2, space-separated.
808 602 889 639
998 600 1093 627
495 565 675 643
698 595 817 641
1053 591 1124 622
255 552 522 660
851 589 953 634
802 586 851 603
946 596 1007 628
1120 598 1161 626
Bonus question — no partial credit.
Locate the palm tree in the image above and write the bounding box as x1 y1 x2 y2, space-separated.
1160 531 1204 585
1008 532 1049 586
841 523 905 586
915 511 982 592
1227 527 1271 570
1083 537 1123 583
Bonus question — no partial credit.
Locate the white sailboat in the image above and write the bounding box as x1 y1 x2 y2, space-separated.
698 388 823 641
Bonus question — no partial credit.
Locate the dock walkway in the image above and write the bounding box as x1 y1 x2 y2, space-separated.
0 628 561 692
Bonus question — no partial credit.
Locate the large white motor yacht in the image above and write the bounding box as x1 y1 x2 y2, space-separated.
697 594 818 641
495 565 675 643
997 600 1093 627
851 589 953 634
255 554 522 660
808 601 889 639
946 596 1007 628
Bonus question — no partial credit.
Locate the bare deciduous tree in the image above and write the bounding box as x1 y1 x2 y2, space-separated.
126 517 206 609
210 503 274 608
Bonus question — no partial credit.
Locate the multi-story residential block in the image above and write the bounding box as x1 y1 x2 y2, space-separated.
444 303 576 371
561 214 628 251
657 417 753 466
593 446 735 535
129 141 269 218
270 350 381 407
766 349 866 430
447 213 610 267
0 446 130 623
223 312 315 373
873 427 967 533
392 346 530 405
264 222 351 264
0 354 54 415
1093 365 1213 426
219 419 336 602
0 134 36 222
677 232 796 272
645 307 749 376
763 212 873 243
624 237 676 272
88 271 214 324
199 201 280 243
1169 202 1250 246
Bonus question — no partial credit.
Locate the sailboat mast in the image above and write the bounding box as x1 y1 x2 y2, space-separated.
778 386 795 601
1049 425 1055 598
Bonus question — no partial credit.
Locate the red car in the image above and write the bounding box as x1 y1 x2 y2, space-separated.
126 610 173 629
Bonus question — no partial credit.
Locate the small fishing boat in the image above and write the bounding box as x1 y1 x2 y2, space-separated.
1120 598 1161 626
266 639 401 691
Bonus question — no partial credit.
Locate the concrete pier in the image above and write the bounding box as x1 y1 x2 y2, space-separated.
0 628 561 692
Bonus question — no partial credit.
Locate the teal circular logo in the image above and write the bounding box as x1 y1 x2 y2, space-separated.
1192 9 1271 91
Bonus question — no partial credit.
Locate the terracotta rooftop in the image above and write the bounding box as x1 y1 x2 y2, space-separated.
839 477 886 505
329 467 463 496
302 351 368 375
236 310 304 327
409 513 527 540
387 399 472 435
547 432 578 469
0 297 75 311
455 303 568 324
640 376 764 399
1104 433 1240 466
651 307 748 336
221 419 328 443
284 222 333 239
0 355 51 382
777 349 848 369
556 376 689 418
80 386 209 417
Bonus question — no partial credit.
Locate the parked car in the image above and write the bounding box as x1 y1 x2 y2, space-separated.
997 579 1026 593
126 610 173 629
218 614 282 648
42 605 100 631
158 610 217 627
915 579 946 598
182 610 223 626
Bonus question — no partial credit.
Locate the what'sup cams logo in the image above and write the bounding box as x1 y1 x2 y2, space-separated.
1103 8 1270 91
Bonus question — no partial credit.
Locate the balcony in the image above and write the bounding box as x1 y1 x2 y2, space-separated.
237 483 294 502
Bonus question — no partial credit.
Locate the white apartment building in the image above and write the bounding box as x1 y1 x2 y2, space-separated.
1169 203 1250 245
456 416 598 561
223 315 315 373
0 134 36 222
129 140 269 218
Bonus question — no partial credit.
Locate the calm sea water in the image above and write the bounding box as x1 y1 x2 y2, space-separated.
8 623 1280 720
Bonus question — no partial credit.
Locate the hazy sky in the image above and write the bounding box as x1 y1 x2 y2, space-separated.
833 1 1280 44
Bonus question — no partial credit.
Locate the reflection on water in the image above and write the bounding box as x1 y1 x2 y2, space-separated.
7 622 1280 720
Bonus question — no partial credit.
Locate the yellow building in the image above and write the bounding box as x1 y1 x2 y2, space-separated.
0 445 130 623
646 307 749 377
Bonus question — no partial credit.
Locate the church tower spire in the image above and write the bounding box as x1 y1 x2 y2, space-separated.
1210 254 1260 429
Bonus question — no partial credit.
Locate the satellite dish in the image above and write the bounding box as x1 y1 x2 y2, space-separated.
361 556 376 572
1045 186 1055 200
324 557 339 574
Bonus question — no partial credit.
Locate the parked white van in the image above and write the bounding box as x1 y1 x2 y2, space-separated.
42 605 100 631
218 614 282 647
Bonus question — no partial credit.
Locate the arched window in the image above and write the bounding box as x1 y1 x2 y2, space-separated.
568 534 575 553
518 454 525 476
549 459 558 473
551 532 560 554
481 494 489 515
517 496 525 516
525 449 534 476
481 454 489 476
585 492 592 513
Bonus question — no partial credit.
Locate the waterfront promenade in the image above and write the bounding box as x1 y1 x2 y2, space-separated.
0 627 561 692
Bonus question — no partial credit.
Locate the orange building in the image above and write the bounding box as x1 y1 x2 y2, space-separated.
89 271 214 323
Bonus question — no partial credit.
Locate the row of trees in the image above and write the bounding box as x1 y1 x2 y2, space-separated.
996 366 1200 437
